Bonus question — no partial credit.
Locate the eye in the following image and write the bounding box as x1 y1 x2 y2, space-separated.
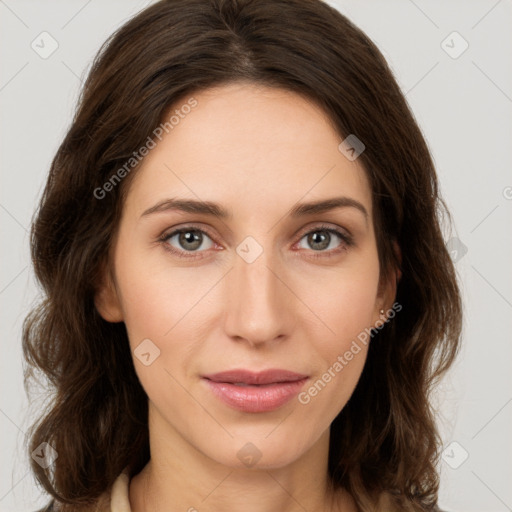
160 227 215 257
295 224 353 257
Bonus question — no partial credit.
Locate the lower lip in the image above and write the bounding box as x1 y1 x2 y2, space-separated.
203 378 308 413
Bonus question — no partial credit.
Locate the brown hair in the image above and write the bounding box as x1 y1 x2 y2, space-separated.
23 0 462 510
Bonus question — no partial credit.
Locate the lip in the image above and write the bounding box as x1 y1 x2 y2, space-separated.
202 369 309 385
202 369 309 413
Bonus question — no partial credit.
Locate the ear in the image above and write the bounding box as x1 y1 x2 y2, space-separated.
374 239 402 322
94 261 124 323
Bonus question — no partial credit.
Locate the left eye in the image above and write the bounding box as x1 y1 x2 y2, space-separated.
296 228 349 252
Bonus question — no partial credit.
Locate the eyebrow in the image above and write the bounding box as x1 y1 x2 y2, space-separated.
140 196 368 223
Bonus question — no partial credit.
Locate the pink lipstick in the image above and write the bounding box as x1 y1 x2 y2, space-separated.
202 369 309 413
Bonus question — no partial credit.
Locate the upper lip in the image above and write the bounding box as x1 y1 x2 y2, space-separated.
202 369 309 385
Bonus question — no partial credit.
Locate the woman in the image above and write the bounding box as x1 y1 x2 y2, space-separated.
24 0 462 511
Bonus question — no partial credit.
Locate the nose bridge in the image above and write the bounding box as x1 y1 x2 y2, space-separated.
224 241 293 345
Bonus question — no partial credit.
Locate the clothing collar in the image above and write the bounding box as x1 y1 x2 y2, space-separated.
109 471 131 512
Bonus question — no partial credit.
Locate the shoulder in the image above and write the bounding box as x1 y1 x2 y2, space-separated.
33 471 129 512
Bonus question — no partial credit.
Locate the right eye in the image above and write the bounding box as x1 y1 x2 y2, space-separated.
159 227 216 258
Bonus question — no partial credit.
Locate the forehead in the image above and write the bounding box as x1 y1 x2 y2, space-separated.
124 82 372 221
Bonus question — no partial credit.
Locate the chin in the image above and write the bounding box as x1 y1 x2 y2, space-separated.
203 434 310 471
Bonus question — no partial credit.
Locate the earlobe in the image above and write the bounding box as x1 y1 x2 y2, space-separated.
94 265 124 323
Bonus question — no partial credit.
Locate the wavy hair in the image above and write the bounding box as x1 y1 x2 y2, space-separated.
23 0 462 510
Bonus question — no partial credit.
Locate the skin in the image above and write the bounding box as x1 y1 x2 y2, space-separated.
95 82 398 512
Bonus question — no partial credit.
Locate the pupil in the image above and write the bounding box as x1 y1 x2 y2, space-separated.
309 231 329 250
180 231 202 250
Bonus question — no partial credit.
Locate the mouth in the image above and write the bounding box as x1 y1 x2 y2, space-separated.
202 368 309 385
201 369 309 413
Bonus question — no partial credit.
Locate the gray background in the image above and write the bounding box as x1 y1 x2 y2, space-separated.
1 0 511 511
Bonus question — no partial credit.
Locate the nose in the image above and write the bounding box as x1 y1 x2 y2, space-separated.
223 245 296 348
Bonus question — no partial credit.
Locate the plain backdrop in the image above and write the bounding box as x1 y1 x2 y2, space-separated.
1 1 511 511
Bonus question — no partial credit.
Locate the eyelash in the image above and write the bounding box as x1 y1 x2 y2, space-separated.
158 223 354 260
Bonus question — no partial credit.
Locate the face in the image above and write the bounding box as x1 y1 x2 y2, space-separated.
96 82 394 470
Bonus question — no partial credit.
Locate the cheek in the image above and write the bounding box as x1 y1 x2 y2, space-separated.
113 242 212 345
294 256 379 409
113 259 201 409
295 276 376 422
299 343 368 416
117 273 170 344
297 254 380 347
